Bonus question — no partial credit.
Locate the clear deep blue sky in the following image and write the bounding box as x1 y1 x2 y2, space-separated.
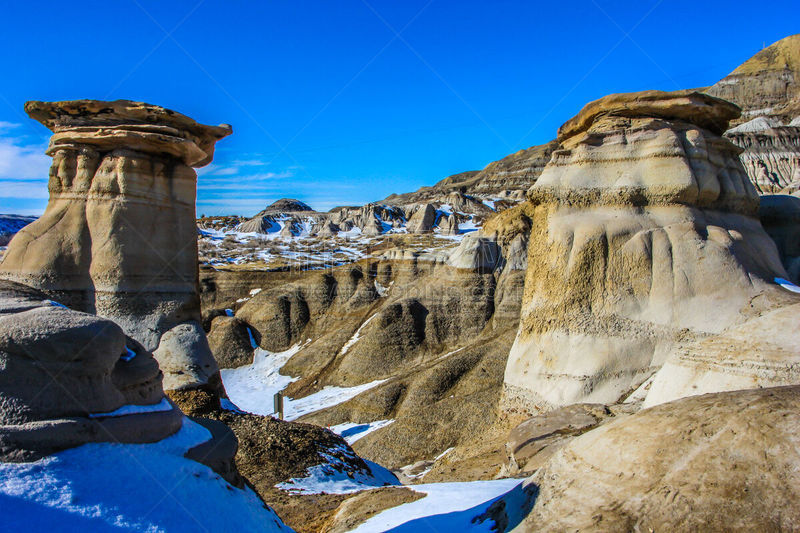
0 1 796 216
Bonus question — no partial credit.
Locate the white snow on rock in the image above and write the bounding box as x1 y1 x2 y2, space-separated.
329 419 395 444
350 479 522 533
285 380 387 421
220 344 302 415
276 444 398 495
776 277 800 294
89 397 173 418
339 314 378 355
0 418 292 533
220 343 386 421
727 116 784 133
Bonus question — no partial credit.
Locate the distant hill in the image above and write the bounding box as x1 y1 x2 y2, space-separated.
707 34 800 126
0 214 37 246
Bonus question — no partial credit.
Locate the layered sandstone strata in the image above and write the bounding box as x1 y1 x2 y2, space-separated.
0 100 231 392
725 121 800 194
503 90 793 414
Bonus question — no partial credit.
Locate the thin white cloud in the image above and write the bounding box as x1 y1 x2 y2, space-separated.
0 179 49 200
0 121 21 132
0 134 49 182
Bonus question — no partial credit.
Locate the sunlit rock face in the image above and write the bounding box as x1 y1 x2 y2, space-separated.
0 100 231 392
503 90 794 415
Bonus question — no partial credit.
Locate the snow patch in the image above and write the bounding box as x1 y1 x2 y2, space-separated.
221 342 386 421
351 479 522 533
89 397 173 418
329 419 395 444
339 313 378 355
776 277 800 294
277 444 398 495
0 418 292 532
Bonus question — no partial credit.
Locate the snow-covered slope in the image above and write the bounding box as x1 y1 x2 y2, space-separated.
351 479 522 532
0 418 293 533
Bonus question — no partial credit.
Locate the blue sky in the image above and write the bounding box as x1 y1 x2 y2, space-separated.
0 1 796 216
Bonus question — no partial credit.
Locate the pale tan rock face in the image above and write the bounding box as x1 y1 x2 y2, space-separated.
503 90 793 414
0 100 231 391
498 386 800 532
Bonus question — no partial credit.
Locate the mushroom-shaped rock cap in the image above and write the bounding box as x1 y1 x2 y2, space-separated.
557 90 740 141
25 99 232 167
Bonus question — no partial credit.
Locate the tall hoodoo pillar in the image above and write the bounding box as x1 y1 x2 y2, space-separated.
0 100 232 392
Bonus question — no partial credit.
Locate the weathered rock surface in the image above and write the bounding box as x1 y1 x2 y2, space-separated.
438 213 459 235
0 280 183 462
503 90 793 414
491 386 800 532
725 121 800 194
0 100 230 394
504 403 618 476
707 34 800 126
207 315 256 369
406 203 436 233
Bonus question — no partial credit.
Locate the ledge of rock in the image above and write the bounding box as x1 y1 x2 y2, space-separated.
490 386 800 532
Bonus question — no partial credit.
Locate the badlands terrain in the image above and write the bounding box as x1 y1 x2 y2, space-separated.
0 34 799 533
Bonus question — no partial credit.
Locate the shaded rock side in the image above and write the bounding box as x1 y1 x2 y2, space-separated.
491 386 800 532
503 90 791 415
760 194 800 281
0 280 183 462
0 99 230 392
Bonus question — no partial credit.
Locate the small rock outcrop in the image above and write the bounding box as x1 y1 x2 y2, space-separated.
503 90 793 414
438 213 459 235
0 100 231 395
491 386 800 532
0 280 183 462
406 203 436 233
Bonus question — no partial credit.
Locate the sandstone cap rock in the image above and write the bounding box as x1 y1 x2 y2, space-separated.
557 89 740 141
25 99 232 167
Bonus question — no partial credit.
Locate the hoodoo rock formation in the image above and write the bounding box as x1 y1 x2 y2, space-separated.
0 100 231 395
503 90 796 414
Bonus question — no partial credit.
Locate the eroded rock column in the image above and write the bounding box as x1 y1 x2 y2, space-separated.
503 90 796 414
0 100 232 393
